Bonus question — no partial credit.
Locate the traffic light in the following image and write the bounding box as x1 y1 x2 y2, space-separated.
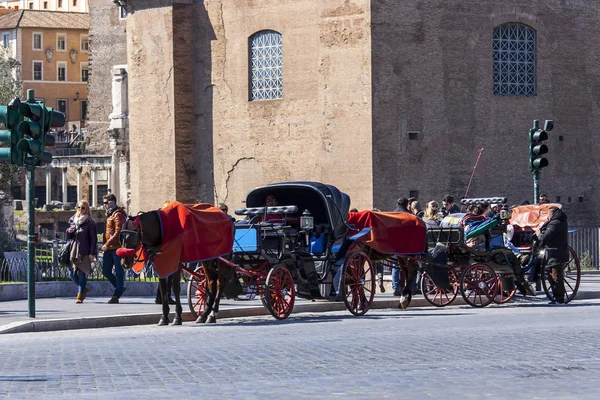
16 97 63 166
528 120 553 172
0 99 24 165
17 101 46 163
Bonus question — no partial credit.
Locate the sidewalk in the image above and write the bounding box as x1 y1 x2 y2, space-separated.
2 275 600 335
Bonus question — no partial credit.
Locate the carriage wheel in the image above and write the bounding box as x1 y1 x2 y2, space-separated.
460 264 499 308
421 269 459 307
493 273 516 304
186 266 207 319
341 251 375 316
542 246 581 304
264 265 295 320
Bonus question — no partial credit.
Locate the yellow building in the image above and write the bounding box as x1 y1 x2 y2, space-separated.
1 0 88 13
0 10 88 128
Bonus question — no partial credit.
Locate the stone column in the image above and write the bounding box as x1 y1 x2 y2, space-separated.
61 168 68 203
91 168 98 208
45 167 51 205
76 167 82 201
107 167 113 196
108 66 129 209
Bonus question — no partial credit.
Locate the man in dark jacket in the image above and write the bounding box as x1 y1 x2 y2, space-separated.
537 207 569 304
394 197 409 213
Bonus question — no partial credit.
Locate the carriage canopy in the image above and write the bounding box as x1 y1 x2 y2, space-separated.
348 210 427 254
509 203 562 230
245 182 351 239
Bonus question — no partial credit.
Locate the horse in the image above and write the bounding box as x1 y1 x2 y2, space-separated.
119 207 233 325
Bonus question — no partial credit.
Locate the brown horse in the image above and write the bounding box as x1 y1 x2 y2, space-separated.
119 210 231 325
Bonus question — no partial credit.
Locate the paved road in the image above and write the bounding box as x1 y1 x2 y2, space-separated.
1 300 600 399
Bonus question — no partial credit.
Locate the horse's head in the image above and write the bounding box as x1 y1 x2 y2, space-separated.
116 211 163 269
117 216 142 269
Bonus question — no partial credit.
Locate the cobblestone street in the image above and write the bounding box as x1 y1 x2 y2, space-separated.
1 300 600 399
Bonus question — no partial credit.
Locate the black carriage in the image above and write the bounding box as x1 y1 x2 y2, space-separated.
189 182 376 320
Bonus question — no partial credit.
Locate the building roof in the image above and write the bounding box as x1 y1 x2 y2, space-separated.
0 10 89 30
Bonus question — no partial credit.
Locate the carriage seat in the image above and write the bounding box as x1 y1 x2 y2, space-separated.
310 223 330 254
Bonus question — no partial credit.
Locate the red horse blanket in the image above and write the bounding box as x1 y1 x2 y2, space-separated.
509 203 562 230
132 202 233 278
348 211 427 254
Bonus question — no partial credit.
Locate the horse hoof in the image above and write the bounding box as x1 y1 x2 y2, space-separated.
196 316 207 324
207 316 216 324
172 317 182 326
158 317 169 326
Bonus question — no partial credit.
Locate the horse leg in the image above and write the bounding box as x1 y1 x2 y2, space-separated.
157 277 170 325
398 257 416 309
196 263 216 324
172 268 183 325
207 262 227 324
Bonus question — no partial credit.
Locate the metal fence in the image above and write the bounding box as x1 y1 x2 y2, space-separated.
2 226 599 282
569 226 600 270
0 241 159 283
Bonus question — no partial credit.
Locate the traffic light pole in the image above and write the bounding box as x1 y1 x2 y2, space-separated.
533 170 540 205
26 164 36 318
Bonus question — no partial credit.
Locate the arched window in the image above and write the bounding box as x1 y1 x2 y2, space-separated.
493 23 536 96
249 30 283 101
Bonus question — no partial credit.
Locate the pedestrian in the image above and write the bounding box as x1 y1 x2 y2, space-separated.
441 195 460 216
394 197 409 213
539 194 551 204
411 200 424 218
536 206 569 304
66 200 97 304
101 194 127 304
407 197 417 213
422 201 441 229
484 203 499 218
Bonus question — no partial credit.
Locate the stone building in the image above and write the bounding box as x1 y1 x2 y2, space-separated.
108 0 598 224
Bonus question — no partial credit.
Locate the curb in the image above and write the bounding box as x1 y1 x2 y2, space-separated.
2 291 600 335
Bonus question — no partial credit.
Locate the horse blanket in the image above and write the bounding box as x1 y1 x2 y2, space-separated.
510 203 562 230
133 202 233 277
348 211 427 255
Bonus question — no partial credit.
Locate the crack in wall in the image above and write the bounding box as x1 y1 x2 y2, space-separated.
223 157 256 204
218 1 232 96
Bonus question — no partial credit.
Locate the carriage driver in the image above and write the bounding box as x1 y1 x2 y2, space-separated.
261 195 300 224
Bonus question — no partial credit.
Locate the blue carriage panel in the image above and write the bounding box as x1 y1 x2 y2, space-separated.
233 226 260 254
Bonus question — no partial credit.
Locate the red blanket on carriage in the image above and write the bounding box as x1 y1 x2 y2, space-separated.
348 211 427 254
509 203 562 230
133 202 233 277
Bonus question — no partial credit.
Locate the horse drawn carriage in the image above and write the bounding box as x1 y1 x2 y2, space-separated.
349 197 536 308
509 203 581 304
120 182 377 324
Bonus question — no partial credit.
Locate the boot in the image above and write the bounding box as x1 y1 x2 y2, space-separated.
82 287 89 301
76 293 84 304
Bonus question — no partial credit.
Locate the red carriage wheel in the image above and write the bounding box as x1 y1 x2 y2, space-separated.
421 269 459 307
264 265 295 320
186 266 207 319
341 251 375 316
542 246 581 304
493 273 516 304
460 263 499 308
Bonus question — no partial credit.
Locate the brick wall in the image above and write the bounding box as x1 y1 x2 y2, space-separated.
87 0 127 155
371 0 600 224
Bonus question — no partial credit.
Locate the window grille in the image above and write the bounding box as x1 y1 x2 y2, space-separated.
492 23 536 96
250 30 282 101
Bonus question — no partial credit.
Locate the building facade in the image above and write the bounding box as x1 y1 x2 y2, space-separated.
0 0 89 13
115 0 598 224
0 10 89 128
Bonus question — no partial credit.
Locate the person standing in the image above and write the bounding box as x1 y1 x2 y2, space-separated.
102 194 127 304
441 195 460 216
537 206 569 304
66 200 97 304
394 197 409 213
